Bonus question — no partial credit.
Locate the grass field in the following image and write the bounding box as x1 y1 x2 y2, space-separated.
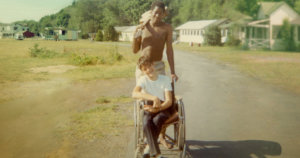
0 39 136 157
175 43 300 95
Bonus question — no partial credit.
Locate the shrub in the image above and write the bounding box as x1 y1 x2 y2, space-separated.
29 44 59 58
95 30 103 41
204 25 221 46
81 33 89 39
71 53 102 66
103 25 118 41
279 19 296 51
108 45 123 63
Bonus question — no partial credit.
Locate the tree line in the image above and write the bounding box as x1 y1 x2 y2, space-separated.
14 0 300 39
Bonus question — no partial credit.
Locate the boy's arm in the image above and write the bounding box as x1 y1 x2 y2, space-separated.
132 86 161 106
160 90 172 111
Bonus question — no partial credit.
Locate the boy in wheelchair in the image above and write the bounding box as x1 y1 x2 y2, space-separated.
132 56 175 158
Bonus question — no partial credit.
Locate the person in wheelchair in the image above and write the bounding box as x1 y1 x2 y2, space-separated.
132 56 174 158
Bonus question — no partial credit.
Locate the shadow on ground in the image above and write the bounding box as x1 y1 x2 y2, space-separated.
186 140 281 158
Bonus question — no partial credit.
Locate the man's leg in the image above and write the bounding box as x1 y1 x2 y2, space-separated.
143 111 160 156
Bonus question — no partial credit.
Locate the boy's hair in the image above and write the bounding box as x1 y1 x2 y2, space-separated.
137 56 152 70
151 1 165 12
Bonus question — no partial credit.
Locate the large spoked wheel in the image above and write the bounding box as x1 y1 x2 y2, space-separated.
177 99 186 150
134 101 145 158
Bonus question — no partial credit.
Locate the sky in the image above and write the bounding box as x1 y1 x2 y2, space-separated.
0 0 73 23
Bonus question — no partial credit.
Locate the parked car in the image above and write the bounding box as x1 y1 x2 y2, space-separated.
15 33 24 40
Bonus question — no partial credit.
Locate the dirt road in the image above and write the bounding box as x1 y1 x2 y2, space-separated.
173 49 300 158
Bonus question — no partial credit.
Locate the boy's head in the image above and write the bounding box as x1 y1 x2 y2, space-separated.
150 1 166 23
137 56 152 71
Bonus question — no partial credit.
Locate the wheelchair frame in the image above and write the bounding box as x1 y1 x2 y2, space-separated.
133 96 186 158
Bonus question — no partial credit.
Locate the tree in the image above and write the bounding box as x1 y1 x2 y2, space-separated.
95 30 103 41
204 25 222 46
57 12 71 27
103 25 118 41
279 19 296 51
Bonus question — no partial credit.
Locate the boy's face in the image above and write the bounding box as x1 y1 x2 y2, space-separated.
151 6 164 23
141 64 157 79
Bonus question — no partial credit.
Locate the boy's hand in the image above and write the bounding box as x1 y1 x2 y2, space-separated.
144 106 159 113
153 97 161 108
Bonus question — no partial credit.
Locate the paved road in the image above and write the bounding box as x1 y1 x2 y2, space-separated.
173 49 300 158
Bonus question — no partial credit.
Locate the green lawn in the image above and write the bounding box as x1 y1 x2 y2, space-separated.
175 43 300 95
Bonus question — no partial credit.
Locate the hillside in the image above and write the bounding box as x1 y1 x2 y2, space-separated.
13 0 300 37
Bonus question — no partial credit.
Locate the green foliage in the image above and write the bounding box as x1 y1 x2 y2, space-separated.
95 30 103 41
103 25 118 41
70 45 123 66
279 19 296 51
81 33 89 39
29 44 59 58
56 12 71 27
204 25 222 46
235 0 259 18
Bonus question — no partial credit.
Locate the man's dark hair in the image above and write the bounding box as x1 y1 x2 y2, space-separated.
137 56 152 70
151 1 165 11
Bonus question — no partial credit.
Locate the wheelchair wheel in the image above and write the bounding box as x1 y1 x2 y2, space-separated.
177 99 186 150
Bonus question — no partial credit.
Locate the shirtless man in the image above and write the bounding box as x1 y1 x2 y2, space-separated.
132 1 178 82
132 1 177 151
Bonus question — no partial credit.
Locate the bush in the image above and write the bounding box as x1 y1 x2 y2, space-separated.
29 44 59 58
226 33 241 46
95 30 103 41
71 53 105 66
108 45 123 62
103 25 118 41
279 19 296 51
81 33 89 39
204 25 221 46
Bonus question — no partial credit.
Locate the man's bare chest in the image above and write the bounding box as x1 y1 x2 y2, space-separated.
143 27 167 40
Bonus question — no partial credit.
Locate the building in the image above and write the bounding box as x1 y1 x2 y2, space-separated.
175 19 229 44
246 2 300 50
44 27 79 41
0 23 28 39
115 26 137 42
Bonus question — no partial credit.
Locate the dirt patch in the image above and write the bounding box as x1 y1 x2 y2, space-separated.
30 65 77 73
0 77 135 158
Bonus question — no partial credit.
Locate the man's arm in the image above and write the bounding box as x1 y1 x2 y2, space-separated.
144 90 172 113
165 24 178 80
132 26 143 54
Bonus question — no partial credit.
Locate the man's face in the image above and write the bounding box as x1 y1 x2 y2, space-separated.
141 64 156 79
151 6 164 23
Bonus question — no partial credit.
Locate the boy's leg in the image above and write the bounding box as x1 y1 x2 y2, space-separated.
143 111 160 156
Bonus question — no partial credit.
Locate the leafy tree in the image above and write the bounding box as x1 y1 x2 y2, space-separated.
279 19 296 51
204 25 222 46
57 12 71 27
95 30 103 41
103 25 118 41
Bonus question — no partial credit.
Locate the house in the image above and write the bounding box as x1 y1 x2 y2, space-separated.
115 26 136 42
44 27 79 41
175 19 229 44
0 23 28 39
246 2 300 50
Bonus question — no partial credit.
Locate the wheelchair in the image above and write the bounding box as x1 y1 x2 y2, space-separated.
133 93 186 158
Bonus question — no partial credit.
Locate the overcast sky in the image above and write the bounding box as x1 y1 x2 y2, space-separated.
0 0 73 23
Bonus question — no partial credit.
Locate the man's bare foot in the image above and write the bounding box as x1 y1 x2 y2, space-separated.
159 137 173 149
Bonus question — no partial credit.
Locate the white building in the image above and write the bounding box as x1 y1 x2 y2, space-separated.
175 19 228 44
246 1 300 50
0 23 28 39
115 26 137 42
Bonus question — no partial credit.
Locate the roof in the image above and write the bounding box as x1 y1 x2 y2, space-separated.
259 2 286 17
175 20 218 30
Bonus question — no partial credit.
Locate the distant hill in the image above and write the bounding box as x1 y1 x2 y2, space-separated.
14 0 300 37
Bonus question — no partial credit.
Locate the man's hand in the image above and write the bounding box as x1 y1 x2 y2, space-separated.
171 74 178 82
